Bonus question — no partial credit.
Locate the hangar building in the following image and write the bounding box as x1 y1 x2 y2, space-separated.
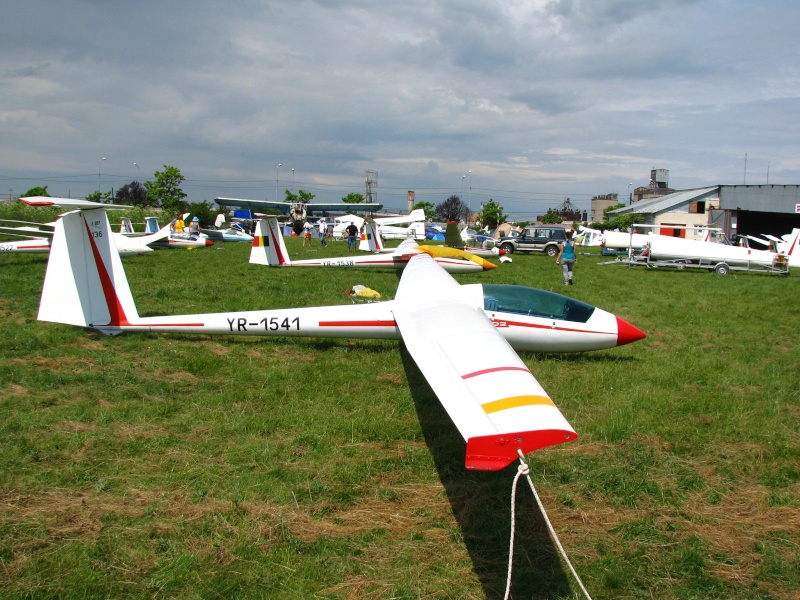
608 184 800 240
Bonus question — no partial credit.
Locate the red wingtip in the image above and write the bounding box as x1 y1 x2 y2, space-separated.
616 316 646 346
465 429 578 471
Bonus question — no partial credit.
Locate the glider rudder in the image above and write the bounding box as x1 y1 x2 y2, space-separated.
250 217 290 266
38 208 140 332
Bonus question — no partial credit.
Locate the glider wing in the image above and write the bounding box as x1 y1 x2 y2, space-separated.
392 255 576 470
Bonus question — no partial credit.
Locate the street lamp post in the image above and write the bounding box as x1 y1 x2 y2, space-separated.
276 163 281 200
628 182 632 205
468 170 472 214
461 175 465 199
292 168 295 193
98 157 106 191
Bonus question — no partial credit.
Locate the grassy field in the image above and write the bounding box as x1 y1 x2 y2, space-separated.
1 232 798 599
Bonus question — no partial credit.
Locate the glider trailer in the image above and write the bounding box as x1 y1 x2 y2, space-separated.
602 224 791 276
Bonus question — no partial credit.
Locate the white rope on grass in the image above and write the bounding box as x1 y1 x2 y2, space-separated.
504 449 593 600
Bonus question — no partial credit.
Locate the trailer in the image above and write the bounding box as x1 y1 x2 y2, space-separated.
599 224 790 276
605 249 790 276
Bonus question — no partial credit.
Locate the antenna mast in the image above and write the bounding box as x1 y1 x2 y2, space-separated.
364 169 378 204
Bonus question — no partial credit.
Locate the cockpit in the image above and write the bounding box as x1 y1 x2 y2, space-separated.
482 284 596 323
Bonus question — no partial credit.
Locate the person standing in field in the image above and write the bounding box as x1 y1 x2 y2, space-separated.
302 220 313 247
318 220 328 247
346 221 359 252
556 232 577 285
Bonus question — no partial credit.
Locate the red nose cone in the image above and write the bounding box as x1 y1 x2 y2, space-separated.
616 316 646 346
497 248 506 255
205 239 215 246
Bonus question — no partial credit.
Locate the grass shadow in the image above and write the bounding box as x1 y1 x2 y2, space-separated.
399 344 574 599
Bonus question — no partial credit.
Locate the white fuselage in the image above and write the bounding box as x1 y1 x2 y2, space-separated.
648 235 781 268
96 286 626 354
0 238 51 253
282 253 485 273
603 230 649 250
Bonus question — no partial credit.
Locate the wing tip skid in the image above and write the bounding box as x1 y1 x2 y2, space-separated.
465 429 578 471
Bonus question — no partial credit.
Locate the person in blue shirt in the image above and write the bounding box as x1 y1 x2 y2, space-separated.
556 232 577 285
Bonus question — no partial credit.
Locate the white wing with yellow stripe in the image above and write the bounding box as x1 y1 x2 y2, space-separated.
393 254 576 470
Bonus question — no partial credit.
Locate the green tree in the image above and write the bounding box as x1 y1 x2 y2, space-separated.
603 203 625 221
145 165 187 215
541 212 563 224
284 188 316 203
186 201 218 227
413 201 436 220
341 192 364 203
478 199 507 229
116 181 148 207
22 186 49 197
435 195 470 222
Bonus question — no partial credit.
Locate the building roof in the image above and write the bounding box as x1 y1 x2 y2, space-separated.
609 187 718 215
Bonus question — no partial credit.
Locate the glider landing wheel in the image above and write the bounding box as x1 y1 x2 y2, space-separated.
714 263 730 276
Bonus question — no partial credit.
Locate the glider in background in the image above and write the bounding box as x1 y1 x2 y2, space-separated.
215 196 383 221
1 197 157 256
119 215 215 249
443 221 507 258
37 208 646 471
333 209 427 241
250 217 497 273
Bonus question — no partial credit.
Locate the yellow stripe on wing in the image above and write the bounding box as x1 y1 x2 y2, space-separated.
482 395 555 414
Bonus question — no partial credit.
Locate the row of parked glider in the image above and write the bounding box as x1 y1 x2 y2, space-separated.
2 197 648 471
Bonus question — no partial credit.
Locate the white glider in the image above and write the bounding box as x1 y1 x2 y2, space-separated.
2 197 157 256
37 208 646 471
119 215 214 249
251 217 498 273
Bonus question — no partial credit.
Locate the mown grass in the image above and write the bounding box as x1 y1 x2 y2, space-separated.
1 233 798 599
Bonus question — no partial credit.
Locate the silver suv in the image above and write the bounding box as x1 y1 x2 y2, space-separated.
497 226 567 256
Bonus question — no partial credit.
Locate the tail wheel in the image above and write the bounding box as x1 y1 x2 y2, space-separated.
714 263 730 275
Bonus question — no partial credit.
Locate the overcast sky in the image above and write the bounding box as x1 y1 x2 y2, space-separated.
2 0 798 219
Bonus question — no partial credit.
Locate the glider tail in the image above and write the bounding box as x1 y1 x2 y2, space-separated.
359 219 383 252
787 228 800 257
119 217 134 234
250 217 291 266
38 209 140 333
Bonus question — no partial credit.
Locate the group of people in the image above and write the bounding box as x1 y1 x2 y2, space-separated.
170 214 200 238
302 219 330 247
300 219 361 251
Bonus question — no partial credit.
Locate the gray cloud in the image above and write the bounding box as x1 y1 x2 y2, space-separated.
1 0 799 218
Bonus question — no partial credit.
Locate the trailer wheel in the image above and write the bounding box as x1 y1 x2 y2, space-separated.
714 263 730 275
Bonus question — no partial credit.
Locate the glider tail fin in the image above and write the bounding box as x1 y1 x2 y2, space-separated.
144 216 160 234
359 219 383 252
250 217 291 266
38 208 140 332
786 228 800 258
